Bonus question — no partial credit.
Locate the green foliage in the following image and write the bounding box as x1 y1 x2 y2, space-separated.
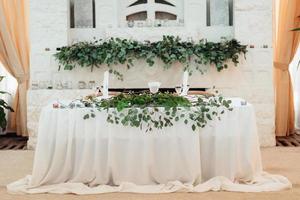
55 36 247 80
98 92 191 111
0 76 14 131
83 92 233 132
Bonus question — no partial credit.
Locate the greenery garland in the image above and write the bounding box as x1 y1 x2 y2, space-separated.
54 36 247 80
82 92 233 132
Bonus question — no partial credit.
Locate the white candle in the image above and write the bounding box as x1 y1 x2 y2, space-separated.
103 71 109 98
183 71 188 87
182 71 189 95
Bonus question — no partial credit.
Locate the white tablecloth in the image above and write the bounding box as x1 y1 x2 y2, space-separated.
8 98 291 194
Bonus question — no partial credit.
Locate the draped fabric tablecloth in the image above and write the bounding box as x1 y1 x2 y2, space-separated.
8 98 291 194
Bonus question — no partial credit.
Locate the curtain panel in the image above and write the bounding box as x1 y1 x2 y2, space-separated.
0 0 30 136
273 0 300 136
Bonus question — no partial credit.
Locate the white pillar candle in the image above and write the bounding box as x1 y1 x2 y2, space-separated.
103 71 109 98
182 71 189 95
183 71 188 87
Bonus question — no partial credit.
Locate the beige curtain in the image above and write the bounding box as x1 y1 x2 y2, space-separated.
0 0 30 136
274 0 300 136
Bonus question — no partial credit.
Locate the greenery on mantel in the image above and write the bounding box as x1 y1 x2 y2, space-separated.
54 36 247 80
0 76 14 131
82 92 233 132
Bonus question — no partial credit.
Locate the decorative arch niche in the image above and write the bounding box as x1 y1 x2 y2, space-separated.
120 0 184 27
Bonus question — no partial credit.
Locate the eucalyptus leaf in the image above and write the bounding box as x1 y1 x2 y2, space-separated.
82 92 233 132
54 36 247 80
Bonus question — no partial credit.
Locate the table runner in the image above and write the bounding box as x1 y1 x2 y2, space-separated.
7 98 291 194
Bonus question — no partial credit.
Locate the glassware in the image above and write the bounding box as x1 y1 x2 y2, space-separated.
241 100 247 106
31 81 39 90
179 19 184 26
95 86 101 96
128 20 134 28
99 85 104 94
47 81 53 89
157 20 162 27
38 81 47 89
187 37 193 43
148 82 161 94
187 84 190 93
88 81 96 89
163 19 168 27
137 21 143 27
55 80 63 90
38 81 42 89
99 85 110 98
175 85 182 95
146 19 152 27
63 81 69 89
78 81 87 89
67 81 73 89
181 84 190 96
71 39 79 45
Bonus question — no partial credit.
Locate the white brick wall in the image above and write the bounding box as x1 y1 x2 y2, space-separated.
28 0 276 148
233 0 275 146
30 0 69 82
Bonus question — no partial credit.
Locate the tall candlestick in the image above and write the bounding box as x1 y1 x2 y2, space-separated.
103 71 109 98
182 71 189 95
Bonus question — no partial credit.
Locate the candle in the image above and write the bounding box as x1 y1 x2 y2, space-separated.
103 71 109 98
182 71 189 95
183 71 188 87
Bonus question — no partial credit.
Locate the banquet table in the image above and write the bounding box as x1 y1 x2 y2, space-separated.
8 98 291 194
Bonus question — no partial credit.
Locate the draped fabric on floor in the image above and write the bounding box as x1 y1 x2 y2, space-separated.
0 0 30 136
7 100 292 194
273 0 300 136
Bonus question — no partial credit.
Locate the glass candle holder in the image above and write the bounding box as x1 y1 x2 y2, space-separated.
67 81 73 89
148 82 161 94
175 85 182 95
88 81 96 89
54 80 63 90
127 20 134 28
78 81 86 89
31 81 39 90
47 80 53 89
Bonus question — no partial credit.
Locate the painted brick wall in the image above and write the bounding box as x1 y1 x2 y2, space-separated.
27 0 275 148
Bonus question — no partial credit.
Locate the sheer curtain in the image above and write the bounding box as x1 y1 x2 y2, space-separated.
0 63 17 134
273 0 300 136
0 0 30 136
290 47 300 132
